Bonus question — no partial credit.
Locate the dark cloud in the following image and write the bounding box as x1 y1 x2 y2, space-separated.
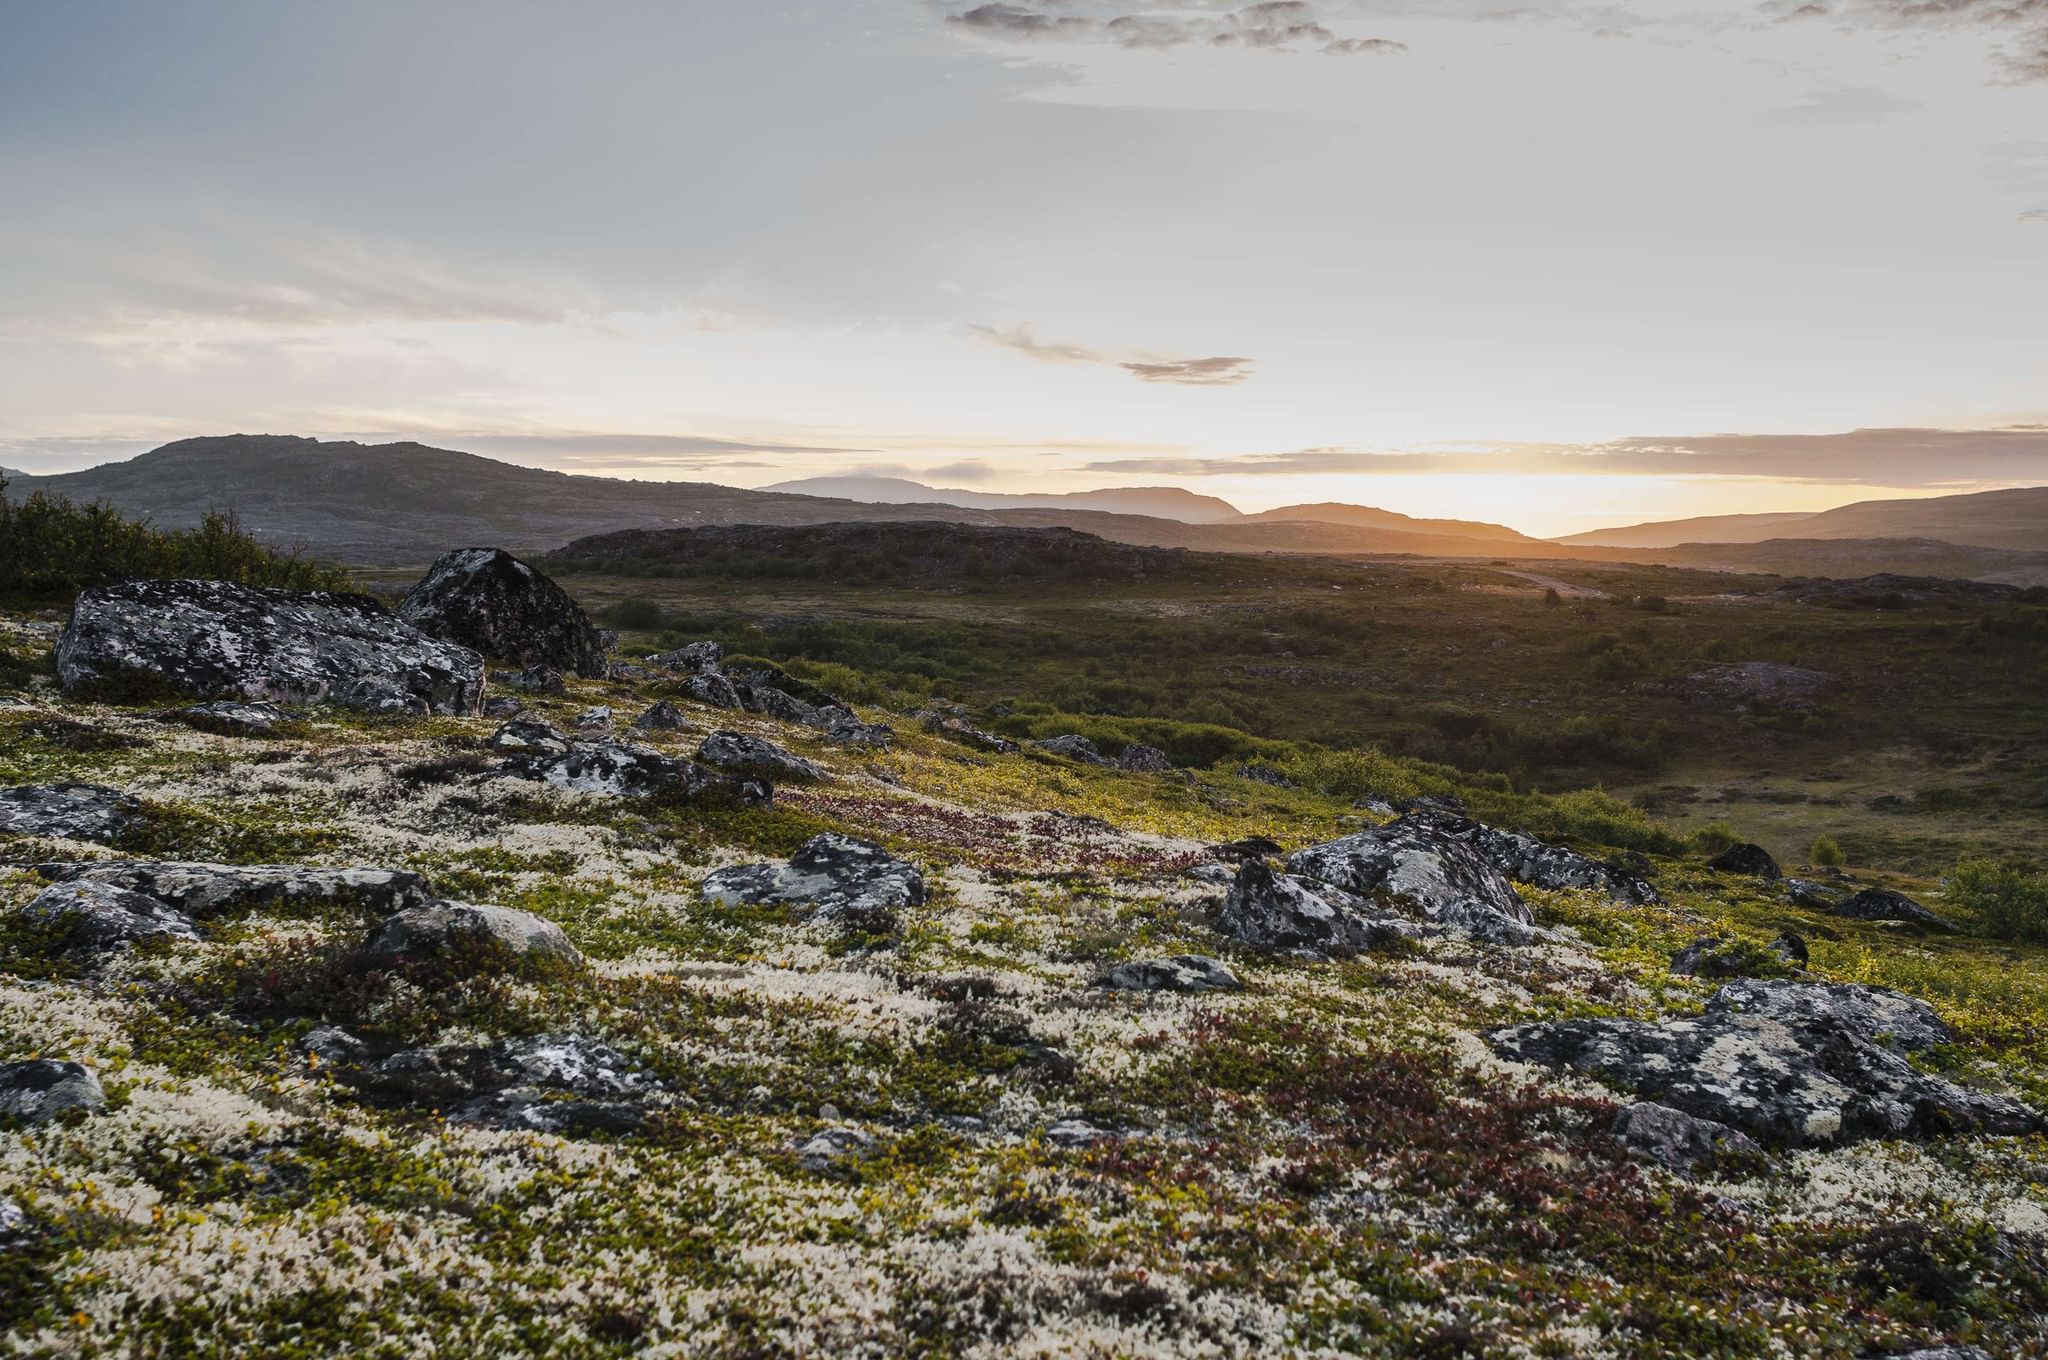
1077 427 2048 485
947 2 1408 55
1120 356 1257 385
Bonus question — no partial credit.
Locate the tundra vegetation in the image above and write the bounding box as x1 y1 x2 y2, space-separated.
0 510 2045 1358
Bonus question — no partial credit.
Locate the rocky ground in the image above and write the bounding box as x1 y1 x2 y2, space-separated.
3 570 2047 1359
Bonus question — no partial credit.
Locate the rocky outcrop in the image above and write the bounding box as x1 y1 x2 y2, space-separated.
20 880 201 953
40 861 431 919
58 579 483 715
1709 843 1781 879
0 783 141 843
490 716 770 804
1117 743 1173 773
696 730 824 782
398 547 608 677
1491 980 2036 1147
1833 887 1956 932
702 834 923 931
1099 955 1241 993
922 713 1019 754
647 641 723 673
1285 821 1538 942
1609 1101 1762 1172
1216 860 1414 956
356 901 583 971
1034 734 1112 766
0 1060 106 1124
344 1033 655 1134
1399 808 1660 905
158 700 299 738
630 700 695 733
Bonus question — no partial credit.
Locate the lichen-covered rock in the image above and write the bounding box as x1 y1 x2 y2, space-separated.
1286 821 1534 938
346 1034 655 1134
696 729 824 782
797 1127 878 1173
0 1195 29 1250
647 640 723 673
820 712 893 749
1491 980 2036 1147
1034 734 1112 766
1401 808 1661 905
58 579 484 714
1833 886 1956 932
1768 931 1810 966
482 695 523 718
630 699 696 733
702 833 923 929
1117 743 1172 773
1215 860 1414 956
40 860 431 919
1709 842 1781 879
0 783 141 843
157 699 298 737
921 713 1018 753
1610 1101 1763 1172
1099 955 1242 993
0 1060 106 1124
573 705 613 732
1784 877 1848 909
20 879 200 953
1670 935 1779 979
356 900 583 971
492 716 770 803
678 671 744 710
398 547 607 677
1236 763 1294 787
504 664 566 695
1046 1118 1115 1147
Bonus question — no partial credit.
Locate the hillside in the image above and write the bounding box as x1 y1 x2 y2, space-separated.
760 475 1244 523
1560 486 2048 552
1244 501 1539 543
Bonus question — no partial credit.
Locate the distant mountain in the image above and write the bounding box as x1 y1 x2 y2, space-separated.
1558 487 2048 553
1245 501 1540 544
759 475 1243 523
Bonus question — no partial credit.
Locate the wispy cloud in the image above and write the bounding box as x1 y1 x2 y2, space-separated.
947 2 1407 56
972 322 1257 385
1078 427 2048 486
1770 0 2048 83
1762 85 1923 126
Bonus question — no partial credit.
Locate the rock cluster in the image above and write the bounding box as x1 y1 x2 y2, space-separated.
695 729 824 782
490 715 770 803
342 1033 656 1133
1401 806 1660 905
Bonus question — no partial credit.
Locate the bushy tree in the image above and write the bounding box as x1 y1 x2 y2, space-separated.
1950 857 2048 944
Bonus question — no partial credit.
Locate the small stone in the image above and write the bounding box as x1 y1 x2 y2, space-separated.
1034 734 1112 766
573 705 614 732
506 665 566 695
1767 931 1809 966
818 1102 841 1121
300 1026 370 1065
482 695 523 718
630 700 695 733
797 1126 877 1173
1045 1118 1114 1147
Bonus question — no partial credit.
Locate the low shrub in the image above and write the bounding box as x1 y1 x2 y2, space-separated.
1950 857 2048 945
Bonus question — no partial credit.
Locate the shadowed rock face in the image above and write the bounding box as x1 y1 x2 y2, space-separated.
40 860 432 920
57 579 484 715
1216 860 1415 956
399 547 608 678
1709 843 1781 880
1398 808 1661 905
1491 980 2038 1147
0 783 141 844
0 1060 106 1124
702 834 924 930
21 880 201 954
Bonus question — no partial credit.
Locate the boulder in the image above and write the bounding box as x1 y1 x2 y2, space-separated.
1768 931 1810 966
1400 808 1660 905
1784 877 1848 909
696 729 824 782
345 1033 655 1134
1833 887 1956 933
647 641 723 673
820 713 894 749
678 671 744 710
300 1026 371 1065
504 665 566 695
39 860 431 919
573 705 613 732
922 714 1018 754
1117 743 1172 773
20 880 200 952
0 1195 29 1250
702 833 923 930
1708 843 1781 880
1099 955 1242 993
1034 734 1112 766
1609 1101 1763 1172
482 696 523 718
0 783 141 843
1285 821 1536 940
1236 763 1294 788
630 700 696 733
1045 1118 1115 1147
356 900 583 971
491 717 770 803
1216 860 1414 957
157 699 298 738
1490 980 2035 1147
797 1126 879 1173
0 1060 106 1124
398 547 608 677
58 579 483 715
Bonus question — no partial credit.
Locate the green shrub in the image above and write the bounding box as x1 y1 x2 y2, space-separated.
1950 857 2048 944
1690 821 1741 855
1810 835 1846 868
600 596 665 630
0 481 351 599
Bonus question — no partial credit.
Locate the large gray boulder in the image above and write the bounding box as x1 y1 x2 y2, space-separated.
1832 887 1956 933
0 784 141 843
1286 821 1535 940
1216 860 1413 956
57 579 483 715
0 1060 106 1124
702 833 923 929
1400 808 1660 905
20 880 201 953
398 547 607 678
696 730 824 782
39 861 431 919
356 901 583 971
1491 980 2036 1147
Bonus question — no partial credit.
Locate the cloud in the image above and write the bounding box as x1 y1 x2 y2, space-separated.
1076 427 2048 485
973 322 1257 385
1120 356 1257 385
1771 0 2048 83
1762 85 1923 126
947 2 1407 55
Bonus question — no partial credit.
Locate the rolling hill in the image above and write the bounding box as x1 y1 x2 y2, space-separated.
1560 486 2048 552
759 475 1243 523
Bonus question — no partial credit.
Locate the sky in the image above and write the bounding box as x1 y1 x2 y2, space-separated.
1 0 2045 536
